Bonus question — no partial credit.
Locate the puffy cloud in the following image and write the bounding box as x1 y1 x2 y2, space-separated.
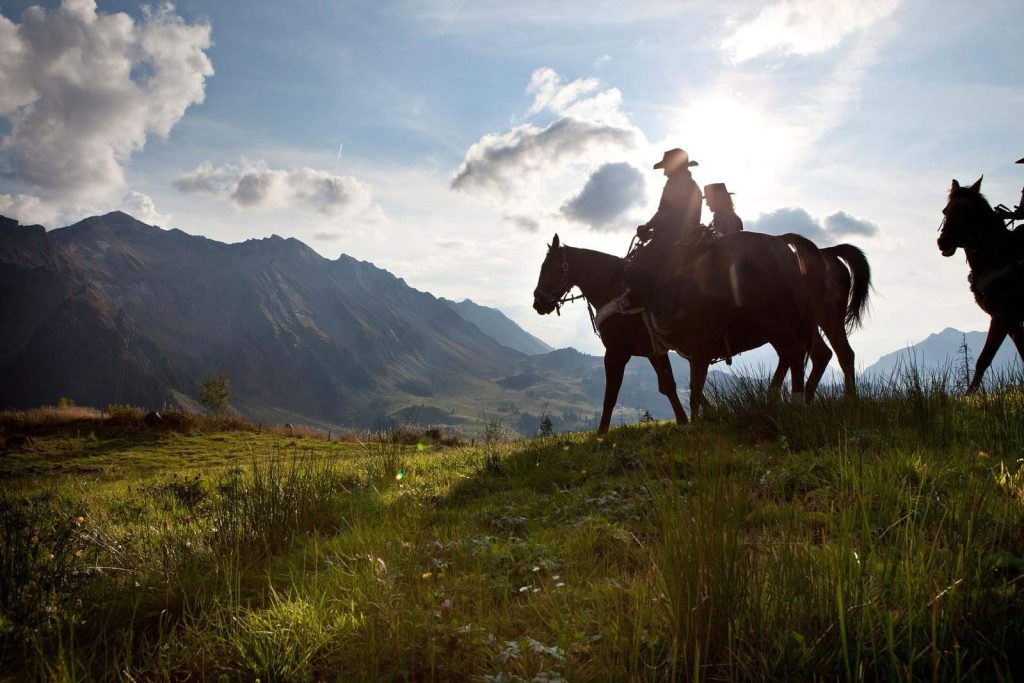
451 67 641 198
561 162 645 231
746 206 880 244
451 118 636 196
824 210 879 237
119 191 171 227
0 192 57 226
173 160 376 217
747 207 827 241
721 0 900 63
0 1 213 201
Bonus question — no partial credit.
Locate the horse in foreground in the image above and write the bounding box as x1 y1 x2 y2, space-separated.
533 233 870 432
938 177 1024 392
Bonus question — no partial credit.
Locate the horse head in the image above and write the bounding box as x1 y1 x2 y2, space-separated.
533 234 571 315
938 176 989 257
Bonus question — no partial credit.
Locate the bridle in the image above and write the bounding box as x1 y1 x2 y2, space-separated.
536 248 585 315
535 247 598 334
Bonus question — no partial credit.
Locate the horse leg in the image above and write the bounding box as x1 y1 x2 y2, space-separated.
769 360 788 398
599 350 630 433
648 353 688 425
689 358 709 420
821 318 857 398
1008 325 1024 367
805 331 833 402
967 317 1011 395
779 339 806 403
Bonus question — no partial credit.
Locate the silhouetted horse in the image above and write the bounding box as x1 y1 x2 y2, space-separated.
769 244 872 397
938 177 1024 392
533 232 858 431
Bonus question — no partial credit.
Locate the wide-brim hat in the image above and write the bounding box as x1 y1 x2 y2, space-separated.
653 148 698 170
704 182 735 196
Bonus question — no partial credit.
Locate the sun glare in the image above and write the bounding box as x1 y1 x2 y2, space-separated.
668 90 802 215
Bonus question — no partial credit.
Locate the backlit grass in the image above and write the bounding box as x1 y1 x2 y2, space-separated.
2 374 1024 680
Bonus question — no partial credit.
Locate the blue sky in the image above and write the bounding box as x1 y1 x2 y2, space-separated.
1 0 1023 367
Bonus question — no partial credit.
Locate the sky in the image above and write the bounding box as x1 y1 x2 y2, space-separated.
1 0 1023 368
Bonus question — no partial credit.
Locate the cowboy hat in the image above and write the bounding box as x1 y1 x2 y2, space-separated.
704 182 734 196
653 148 698 170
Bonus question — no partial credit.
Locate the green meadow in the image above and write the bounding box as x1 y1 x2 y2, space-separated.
3 375 1024 681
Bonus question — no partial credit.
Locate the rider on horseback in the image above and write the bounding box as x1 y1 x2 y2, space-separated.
594 148 702 329
705 182 743 236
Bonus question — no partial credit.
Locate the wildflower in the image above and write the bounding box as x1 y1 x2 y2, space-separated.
74 515 85 527
978 451 991 459
28 530 40 545
562 446 570 452
440 598 453 616
422 571 432 579
74 549 83 558
395 470 406 481
519 586 529 593
401 541 412 552
433 540 444 553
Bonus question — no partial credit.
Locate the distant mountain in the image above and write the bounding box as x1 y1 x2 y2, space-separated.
0 212 520 427
441 298 552 355
863 327 1022 379
0 212 698 432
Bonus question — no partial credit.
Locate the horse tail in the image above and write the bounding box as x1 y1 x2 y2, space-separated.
822 244 871 331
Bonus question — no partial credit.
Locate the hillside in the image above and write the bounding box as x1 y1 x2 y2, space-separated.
441 297 553 355
0 212 521 427
3 380 1023 680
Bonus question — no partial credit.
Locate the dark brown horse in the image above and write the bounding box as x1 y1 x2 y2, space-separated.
533 235 689 432
533 232 854 431
938 177 1024 393
769 244 872 397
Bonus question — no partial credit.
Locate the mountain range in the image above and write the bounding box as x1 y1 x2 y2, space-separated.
0 212 693 432
862 327 1022 380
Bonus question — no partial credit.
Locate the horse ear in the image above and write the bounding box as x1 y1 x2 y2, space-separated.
552 233 560 248
951 179 960 190
970 175 983 192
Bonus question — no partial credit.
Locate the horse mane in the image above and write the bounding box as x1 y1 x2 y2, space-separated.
561 244 624 266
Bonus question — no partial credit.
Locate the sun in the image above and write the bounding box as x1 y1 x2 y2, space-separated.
666 89 803 216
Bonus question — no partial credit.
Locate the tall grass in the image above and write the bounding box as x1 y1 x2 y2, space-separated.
704 362 1024 454
4 376 1024 680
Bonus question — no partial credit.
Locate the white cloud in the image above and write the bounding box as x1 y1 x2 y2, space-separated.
561 162 646 230
173 160 377 218
0 0 213 202
0 192 57 226
451 118 637 196
722 0 900 63
746 206 879 244
119 191 171 227
527 67 600 116
451 67 642 199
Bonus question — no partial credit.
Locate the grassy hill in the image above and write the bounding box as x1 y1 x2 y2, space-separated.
3 376 1024 680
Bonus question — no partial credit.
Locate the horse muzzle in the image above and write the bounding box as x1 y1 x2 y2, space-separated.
937 236 957 257
533 289 557 315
